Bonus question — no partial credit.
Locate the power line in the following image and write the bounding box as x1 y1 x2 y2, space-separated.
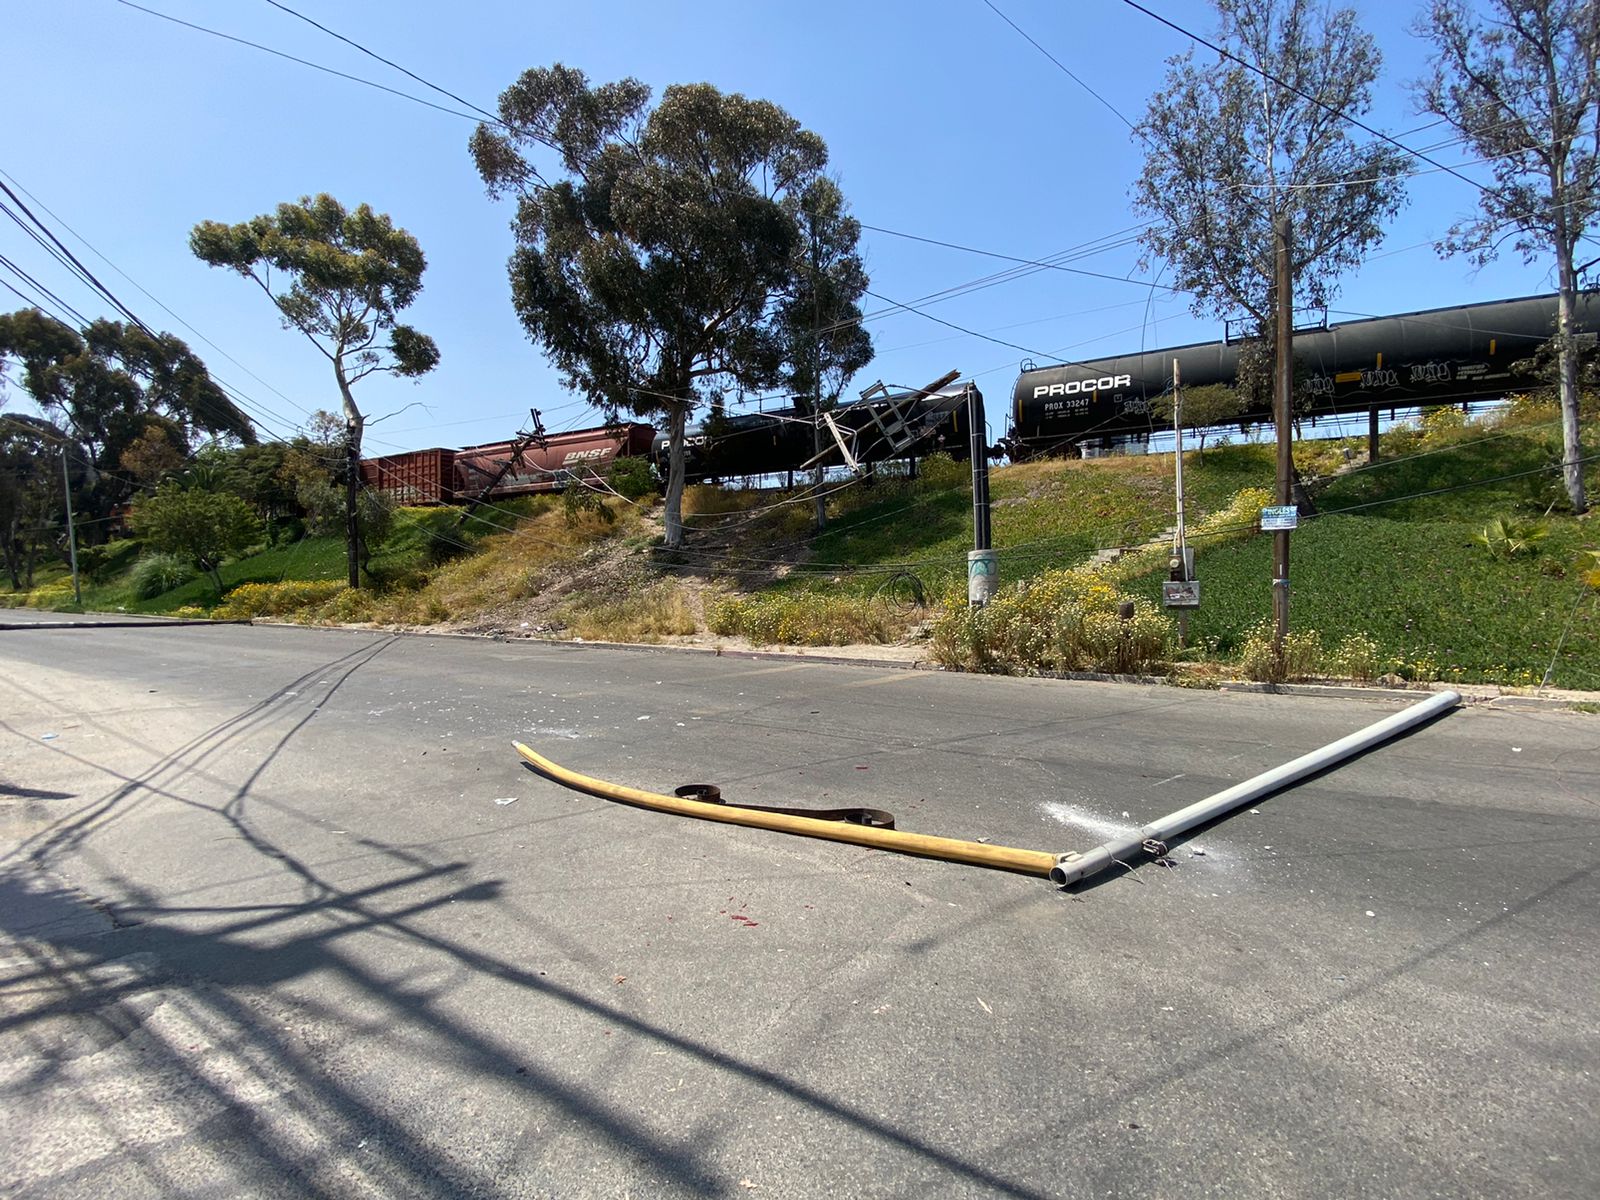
860 223 1177 292
260 0 501 125
0 167 317 427
112 1 489 126
863 288 1051 357
979 0 1136 130
0 178 155 337
1114 0 1499 198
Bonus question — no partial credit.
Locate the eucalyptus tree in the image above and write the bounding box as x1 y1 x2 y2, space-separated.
773 176 874 530
191 195 439 584
469 65 868 549
1132 0 1408 330
1417 0 1599 514
0 308 253 518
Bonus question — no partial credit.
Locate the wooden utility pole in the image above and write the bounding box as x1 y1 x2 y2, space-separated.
345 422 361 589
811 228 826 533
60 445 81 606
1272 212 1294 668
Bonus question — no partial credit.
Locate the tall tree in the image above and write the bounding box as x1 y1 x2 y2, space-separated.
469 65 866 548
773 176 874 530
1417 0 1598 514
1133 0 1409 328
0 413 71 590
191 195 440 585
0 308 254 521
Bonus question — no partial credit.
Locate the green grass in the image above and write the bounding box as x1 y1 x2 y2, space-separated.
8 417 1598 692
1114 418 1600 687
1122 516 1598 686
791 446 1277 598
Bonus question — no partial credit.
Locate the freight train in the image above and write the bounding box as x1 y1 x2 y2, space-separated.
1008 291 1594 455
360 291 1590 502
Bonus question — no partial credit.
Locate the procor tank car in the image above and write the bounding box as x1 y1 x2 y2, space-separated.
1009 292 1596 454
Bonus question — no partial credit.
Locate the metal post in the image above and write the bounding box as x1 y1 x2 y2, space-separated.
1172 358 1188 647
1049 691 1462 886
967 385 996 606
60 445 81 606
1272 213 1294 669
1368 405 1380 463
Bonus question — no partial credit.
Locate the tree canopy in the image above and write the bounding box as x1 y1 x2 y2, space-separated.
130 482 261 593
0 308 253 519
192 194 439 583
469 64 869 548
1133 0 1409 328
190 194 439 453
1416 0 1598 513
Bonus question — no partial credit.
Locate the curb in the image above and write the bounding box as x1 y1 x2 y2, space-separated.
40 613 1600 712
0 616 250 631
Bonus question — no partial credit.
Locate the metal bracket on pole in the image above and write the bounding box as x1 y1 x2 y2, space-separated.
801 410 859 472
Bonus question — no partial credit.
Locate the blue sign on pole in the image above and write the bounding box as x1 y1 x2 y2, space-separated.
1260 505 1299 531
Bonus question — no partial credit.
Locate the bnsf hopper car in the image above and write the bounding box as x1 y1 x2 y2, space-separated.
359 447 455 504
362 422 655 504
455 423 656 499
1010 292 1597 453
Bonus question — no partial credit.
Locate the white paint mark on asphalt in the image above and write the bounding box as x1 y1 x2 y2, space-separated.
1040 801 1138 841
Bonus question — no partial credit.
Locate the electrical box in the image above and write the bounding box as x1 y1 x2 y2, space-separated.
1167 546 1194 581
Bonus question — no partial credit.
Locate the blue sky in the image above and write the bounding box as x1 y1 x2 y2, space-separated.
3 1 1566 455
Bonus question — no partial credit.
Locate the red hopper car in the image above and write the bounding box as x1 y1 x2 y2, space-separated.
361 423 656 505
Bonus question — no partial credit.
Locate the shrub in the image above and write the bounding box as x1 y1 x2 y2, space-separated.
1328 632 1382 682
130 484 261 591
5 580 76 609
929 570 1173 674
707 591 903 645
1474 516 1548 559
1237 620 1323 682
567 583 697 641
212 579 347 619
563 483 617 526
682 484 761 517
916 452 969 491
129 552 198 599
606 456 658 501
1420 405 1469 446
311 587 377 624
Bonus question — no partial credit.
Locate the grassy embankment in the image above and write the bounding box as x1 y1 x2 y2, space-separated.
6 401 1596 688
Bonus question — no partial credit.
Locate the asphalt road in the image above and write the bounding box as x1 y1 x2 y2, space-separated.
2 614 1596 1198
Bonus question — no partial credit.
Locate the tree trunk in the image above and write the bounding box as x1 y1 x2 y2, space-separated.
662 403 688 550
1555 256 1589 514
335 362 365 588
3 508 20 590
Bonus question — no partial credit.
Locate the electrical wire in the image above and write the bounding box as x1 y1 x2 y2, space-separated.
112 1 491 126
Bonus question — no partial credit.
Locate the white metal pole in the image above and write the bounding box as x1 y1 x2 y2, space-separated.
1050 691 1461 886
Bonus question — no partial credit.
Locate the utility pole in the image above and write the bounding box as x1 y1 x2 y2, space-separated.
60 444 81 606
1172 357 1188 647
1272 212 1294 669
967 385 995 606
810 225 826 533
345 420 361 589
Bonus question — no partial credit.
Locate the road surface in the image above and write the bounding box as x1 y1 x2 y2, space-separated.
2 614 1596 1197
